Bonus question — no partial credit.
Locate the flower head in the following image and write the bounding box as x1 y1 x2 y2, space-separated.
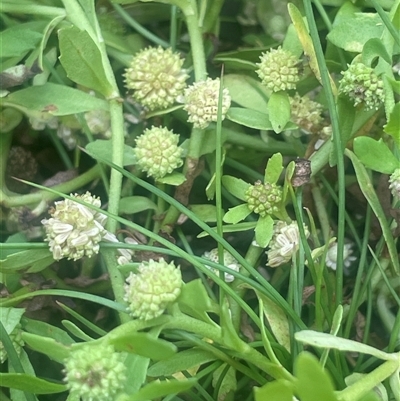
289 93 324 134
84 109 111 138
0 324 24 364
41 192 108 261
134 126 183 179
124 258 182 320
64 343 126 401
183 78 231 129
339 63 384 110
124 46 188 111
266 221 309 267
202 248 241 282
389 168 400 199
325 242 356 271
256 47 300 92
245 180 282 217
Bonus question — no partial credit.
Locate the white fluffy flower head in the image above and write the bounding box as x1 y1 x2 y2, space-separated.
41 192 108 261
325 242 356 271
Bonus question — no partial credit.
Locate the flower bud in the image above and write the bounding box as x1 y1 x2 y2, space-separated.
124 258 182 320
183 78 231 129
289 93 324 134
256 47 300 92
64 343 126 401
41 192 108 261
124 46 188 111
202 248 241 282
339 62 384 110
134 126 183 179
245 180 282 217
266 221 309 267
389 168 400 199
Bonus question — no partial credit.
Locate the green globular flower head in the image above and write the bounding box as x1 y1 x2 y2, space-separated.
0 324 24 364
339 63 384 110
124 46 188 111
134 126 183 179
183 78 231 129
256 47 300 92
124 258 182 320
389 168 400 198
245 180 282 217
41 192 108 261
64 343 126 401
290 93 324 134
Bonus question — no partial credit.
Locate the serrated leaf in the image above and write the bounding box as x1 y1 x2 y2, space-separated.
353 137 398 174
110 332 177 360
222 175 250 201
0 373 67 394
223 204 252 224
147 348 216 377
119 196 159 214
295 330 394 360
268 92 291 133
255 215 274 248
4 83 109 115
58 26 113 97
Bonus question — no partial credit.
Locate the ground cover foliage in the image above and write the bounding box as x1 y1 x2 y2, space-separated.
0 0 400 400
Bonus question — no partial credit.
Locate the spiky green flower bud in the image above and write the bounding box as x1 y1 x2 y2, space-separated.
183 78 231 129
290 93 324 134
339 63 384 110
256 47 300 92
124 46 188 111
202 248 241 282
0 324 24 364
134 126 183 179
124 258 182 320
389 168 400 199
41 192 108 261
245 180 282 217
64 343 126 401
266 221 309 267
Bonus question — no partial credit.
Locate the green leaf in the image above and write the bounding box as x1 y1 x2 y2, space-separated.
327 3 384 52
226 107 273 130
295 330 394 360
110 332 177 360
157 172 186 186
223 204 252 224
189 204 220 223
61 320 93 342
254 380 294 401
21 332 70 364
85 139 136 166
4 82 109 115
222 175 250 201
384 102 400 148
223 74 269 112
124 353 149 395
23 318 74 346
264 153 283 184
295 352 338 401
124 378 197 401
0 373 67 394
255 215 274 248
346 150 399 275
0 22 44 58
362 38 392 66
353 137 398 174
268 92 291 133
147 348 216 377
119 196 159 214
0 307 25 334
58 26 113 97
212 364 237 400
197 222 257 238
178 279 217 323
0 249 53 272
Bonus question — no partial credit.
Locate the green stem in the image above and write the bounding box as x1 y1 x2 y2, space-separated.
1 3 65 17
338 358 399 401
0 132 13 194
201 0 225 33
